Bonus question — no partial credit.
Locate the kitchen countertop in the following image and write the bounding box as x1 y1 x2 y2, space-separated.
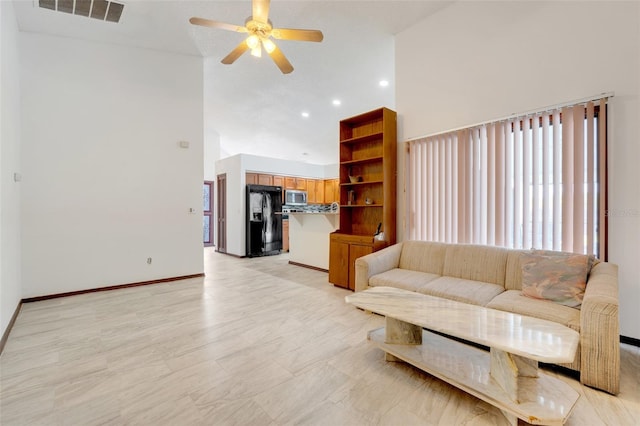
287 211 339 215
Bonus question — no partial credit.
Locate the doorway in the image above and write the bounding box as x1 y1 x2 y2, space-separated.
203 181 214 247
216 173 227 253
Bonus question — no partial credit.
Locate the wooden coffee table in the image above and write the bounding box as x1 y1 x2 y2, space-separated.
346 286 580 426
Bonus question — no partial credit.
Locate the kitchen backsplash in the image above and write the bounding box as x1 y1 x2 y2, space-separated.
282 204 334 213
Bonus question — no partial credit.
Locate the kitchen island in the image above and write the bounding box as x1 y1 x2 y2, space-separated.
288 212 339 271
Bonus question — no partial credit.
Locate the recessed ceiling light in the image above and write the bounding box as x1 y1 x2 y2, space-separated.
301 112 310 118
332 99 341 106
379 80 389 87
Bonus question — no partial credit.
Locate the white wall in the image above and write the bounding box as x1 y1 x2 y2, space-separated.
20 34 204 297
396 1 640 339
242 154 328 178
0 0 22 337
215 154 243 255
204 129 220 182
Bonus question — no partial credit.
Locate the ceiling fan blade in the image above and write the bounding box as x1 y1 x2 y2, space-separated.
189 17 247 33
252 0 270 23
271 28 324 42
267 44 293 74
221 40 250 65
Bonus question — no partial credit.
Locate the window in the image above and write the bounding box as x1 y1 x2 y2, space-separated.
406 98 608 259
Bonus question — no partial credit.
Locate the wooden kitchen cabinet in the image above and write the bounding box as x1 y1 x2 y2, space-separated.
273 175 284 187
328 238 349 288
307 179 316 203
246 173 258 185
284 177 296 189
324 179 339 203
314 180 325 203
329 233 385 290
306 179 315 203
306 179 325 204
258 174 273 186
284 177 307 191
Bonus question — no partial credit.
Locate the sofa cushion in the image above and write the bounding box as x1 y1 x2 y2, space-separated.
369 268 441 292
505 249 528 291
442 244 510 286
520 251 594 308
417 276 505 306
487 290 581 332
398 241 448 275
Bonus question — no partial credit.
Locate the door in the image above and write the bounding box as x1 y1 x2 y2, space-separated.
203 181 213 247
216 173 227 253
329 238 349 288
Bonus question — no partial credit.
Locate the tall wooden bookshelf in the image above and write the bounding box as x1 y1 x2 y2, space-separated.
329 107 397 290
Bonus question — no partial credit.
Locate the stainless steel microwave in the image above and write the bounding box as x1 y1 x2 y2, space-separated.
285 190 307 206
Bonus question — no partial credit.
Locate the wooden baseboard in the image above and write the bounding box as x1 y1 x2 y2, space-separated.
21 273 205 303
288 261 328 273
0 300 23 356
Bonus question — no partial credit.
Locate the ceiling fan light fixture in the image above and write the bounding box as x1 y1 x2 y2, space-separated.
262 38 276 54
189 0 323 74
246 34 260 49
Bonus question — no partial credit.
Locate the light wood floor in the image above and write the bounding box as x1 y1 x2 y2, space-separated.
1 248 639 425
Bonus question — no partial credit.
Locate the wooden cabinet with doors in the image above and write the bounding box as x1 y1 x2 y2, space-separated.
249 173 335 204
328 233 386 290
324 179 339 203
247 172 274 186
307 179 317 203
258 174 273 186
273 175 285 201
284 176 307 190
329 107 397 290
307 179 325 204
284 177 296 189
246 173 258 185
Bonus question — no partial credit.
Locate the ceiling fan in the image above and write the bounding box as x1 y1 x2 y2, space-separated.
189 0 324 74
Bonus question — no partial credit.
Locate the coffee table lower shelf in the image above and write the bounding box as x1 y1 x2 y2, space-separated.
367 327 579 426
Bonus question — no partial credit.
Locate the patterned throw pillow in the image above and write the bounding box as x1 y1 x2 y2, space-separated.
520 250 594 309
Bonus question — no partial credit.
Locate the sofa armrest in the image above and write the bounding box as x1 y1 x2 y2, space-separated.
580 261 620 394
354 243 403 292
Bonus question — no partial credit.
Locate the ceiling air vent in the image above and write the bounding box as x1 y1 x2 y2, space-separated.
39 0 124 23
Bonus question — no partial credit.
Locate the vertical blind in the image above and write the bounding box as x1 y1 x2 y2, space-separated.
407 98 608 259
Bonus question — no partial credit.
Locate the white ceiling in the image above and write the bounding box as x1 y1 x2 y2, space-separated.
13 0 451 165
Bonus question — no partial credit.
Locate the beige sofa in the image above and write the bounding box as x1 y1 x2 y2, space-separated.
354 240 620 394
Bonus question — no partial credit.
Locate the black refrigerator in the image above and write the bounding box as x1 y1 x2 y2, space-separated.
246 184 283 257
